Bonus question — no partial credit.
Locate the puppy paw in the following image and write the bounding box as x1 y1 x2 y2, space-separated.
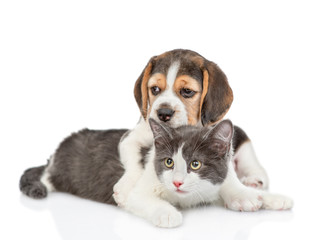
224 189 263 212
240 175 269 190
151 207 182 228
262 193 294 210
112 191 126 208
113 173 140 207
113 180 129 207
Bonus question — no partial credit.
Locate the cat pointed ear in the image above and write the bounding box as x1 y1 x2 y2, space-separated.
148 118 172 146
207 119 234 154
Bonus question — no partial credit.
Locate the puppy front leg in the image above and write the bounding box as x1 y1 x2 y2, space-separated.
233 140 269 189
113 136 144 206
233 126 269 189
113 120 153 206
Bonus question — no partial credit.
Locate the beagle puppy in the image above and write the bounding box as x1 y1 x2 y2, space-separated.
113 49 269 206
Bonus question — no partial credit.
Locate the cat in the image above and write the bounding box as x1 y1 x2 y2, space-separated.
20 119 293 228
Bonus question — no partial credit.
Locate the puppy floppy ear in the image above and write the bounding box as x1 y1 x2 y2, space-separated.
134 56 157 119
200 61 233 126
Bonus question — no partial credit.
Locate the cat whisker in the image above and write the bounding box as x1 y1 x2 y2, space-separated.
192 189 208 205
184 182 198 189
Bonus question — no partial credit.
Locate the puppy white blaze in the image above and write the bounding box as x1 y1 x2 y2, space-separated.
166 61 180 89
160 61 180 99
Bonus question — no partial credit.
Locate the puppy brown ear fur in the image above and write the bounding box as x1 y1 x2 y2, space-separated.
134 56 156 119
200 61 233 125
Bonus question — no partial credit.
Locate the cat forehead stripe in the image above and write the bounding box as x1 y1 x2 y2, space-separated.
172 144 187 182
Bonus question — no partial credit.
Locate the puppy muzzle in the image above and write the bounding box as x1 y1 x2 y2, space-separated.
157 108 175 122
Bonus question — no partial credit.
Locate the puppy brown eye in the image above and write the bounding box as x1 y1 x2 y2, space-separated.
180 88 196 98
151 86 161 96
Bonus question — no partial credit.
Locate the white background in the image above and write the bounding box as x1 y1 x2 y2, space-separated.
1 0 308 239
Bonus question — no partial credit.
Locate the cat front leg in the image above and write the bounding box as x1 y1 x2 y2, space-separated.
261 192 293 210
220 162 293 211
123 162 183 228
125 191 183 228
113 120 153 206
220 162 264 211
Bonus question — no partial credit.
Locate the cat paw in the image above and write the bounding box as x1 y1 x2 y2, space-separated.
224 189 263 212
240 175 268 190
262 193 294 210
151 208 183 228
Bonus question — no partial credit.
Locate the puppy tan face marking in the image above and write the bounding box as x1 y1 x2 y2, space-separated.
148 73 167 116
173 76 202 125
135 49 233 127
148 62 184 126
148 73 166 105
148 62 200 126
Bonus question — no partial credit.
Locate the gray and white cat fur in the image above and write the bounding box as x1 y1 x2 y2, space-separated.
20 119 293 228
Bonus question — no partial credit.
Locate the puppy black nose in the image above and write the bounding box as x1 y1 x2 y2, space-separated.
157 108 175 122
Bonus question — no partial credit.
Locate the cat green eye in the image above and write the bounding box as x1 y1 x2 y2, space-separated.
190 160 202 170
164 158 174 168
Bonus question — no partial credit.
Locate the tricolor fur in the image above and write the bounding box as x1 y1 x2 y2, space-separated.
19 49 288 228
114 49 269 207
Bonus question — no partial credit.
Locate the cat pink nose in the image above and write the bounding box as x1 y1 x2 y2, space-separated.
173 181 183 188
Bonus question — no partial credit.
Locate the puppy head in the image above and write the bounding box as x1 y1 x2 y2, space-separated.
134 49 233 127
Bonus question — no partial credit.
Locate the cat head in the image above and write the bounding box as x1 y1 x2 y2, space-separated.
149 118 233 199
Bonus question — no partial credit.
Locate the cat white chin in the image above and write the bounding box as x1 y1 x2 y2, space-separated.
176 189 187 194
166 186 190 196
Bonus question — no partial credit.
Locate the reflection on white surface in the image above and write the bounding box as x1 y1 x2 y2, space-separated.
20 192 294 240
